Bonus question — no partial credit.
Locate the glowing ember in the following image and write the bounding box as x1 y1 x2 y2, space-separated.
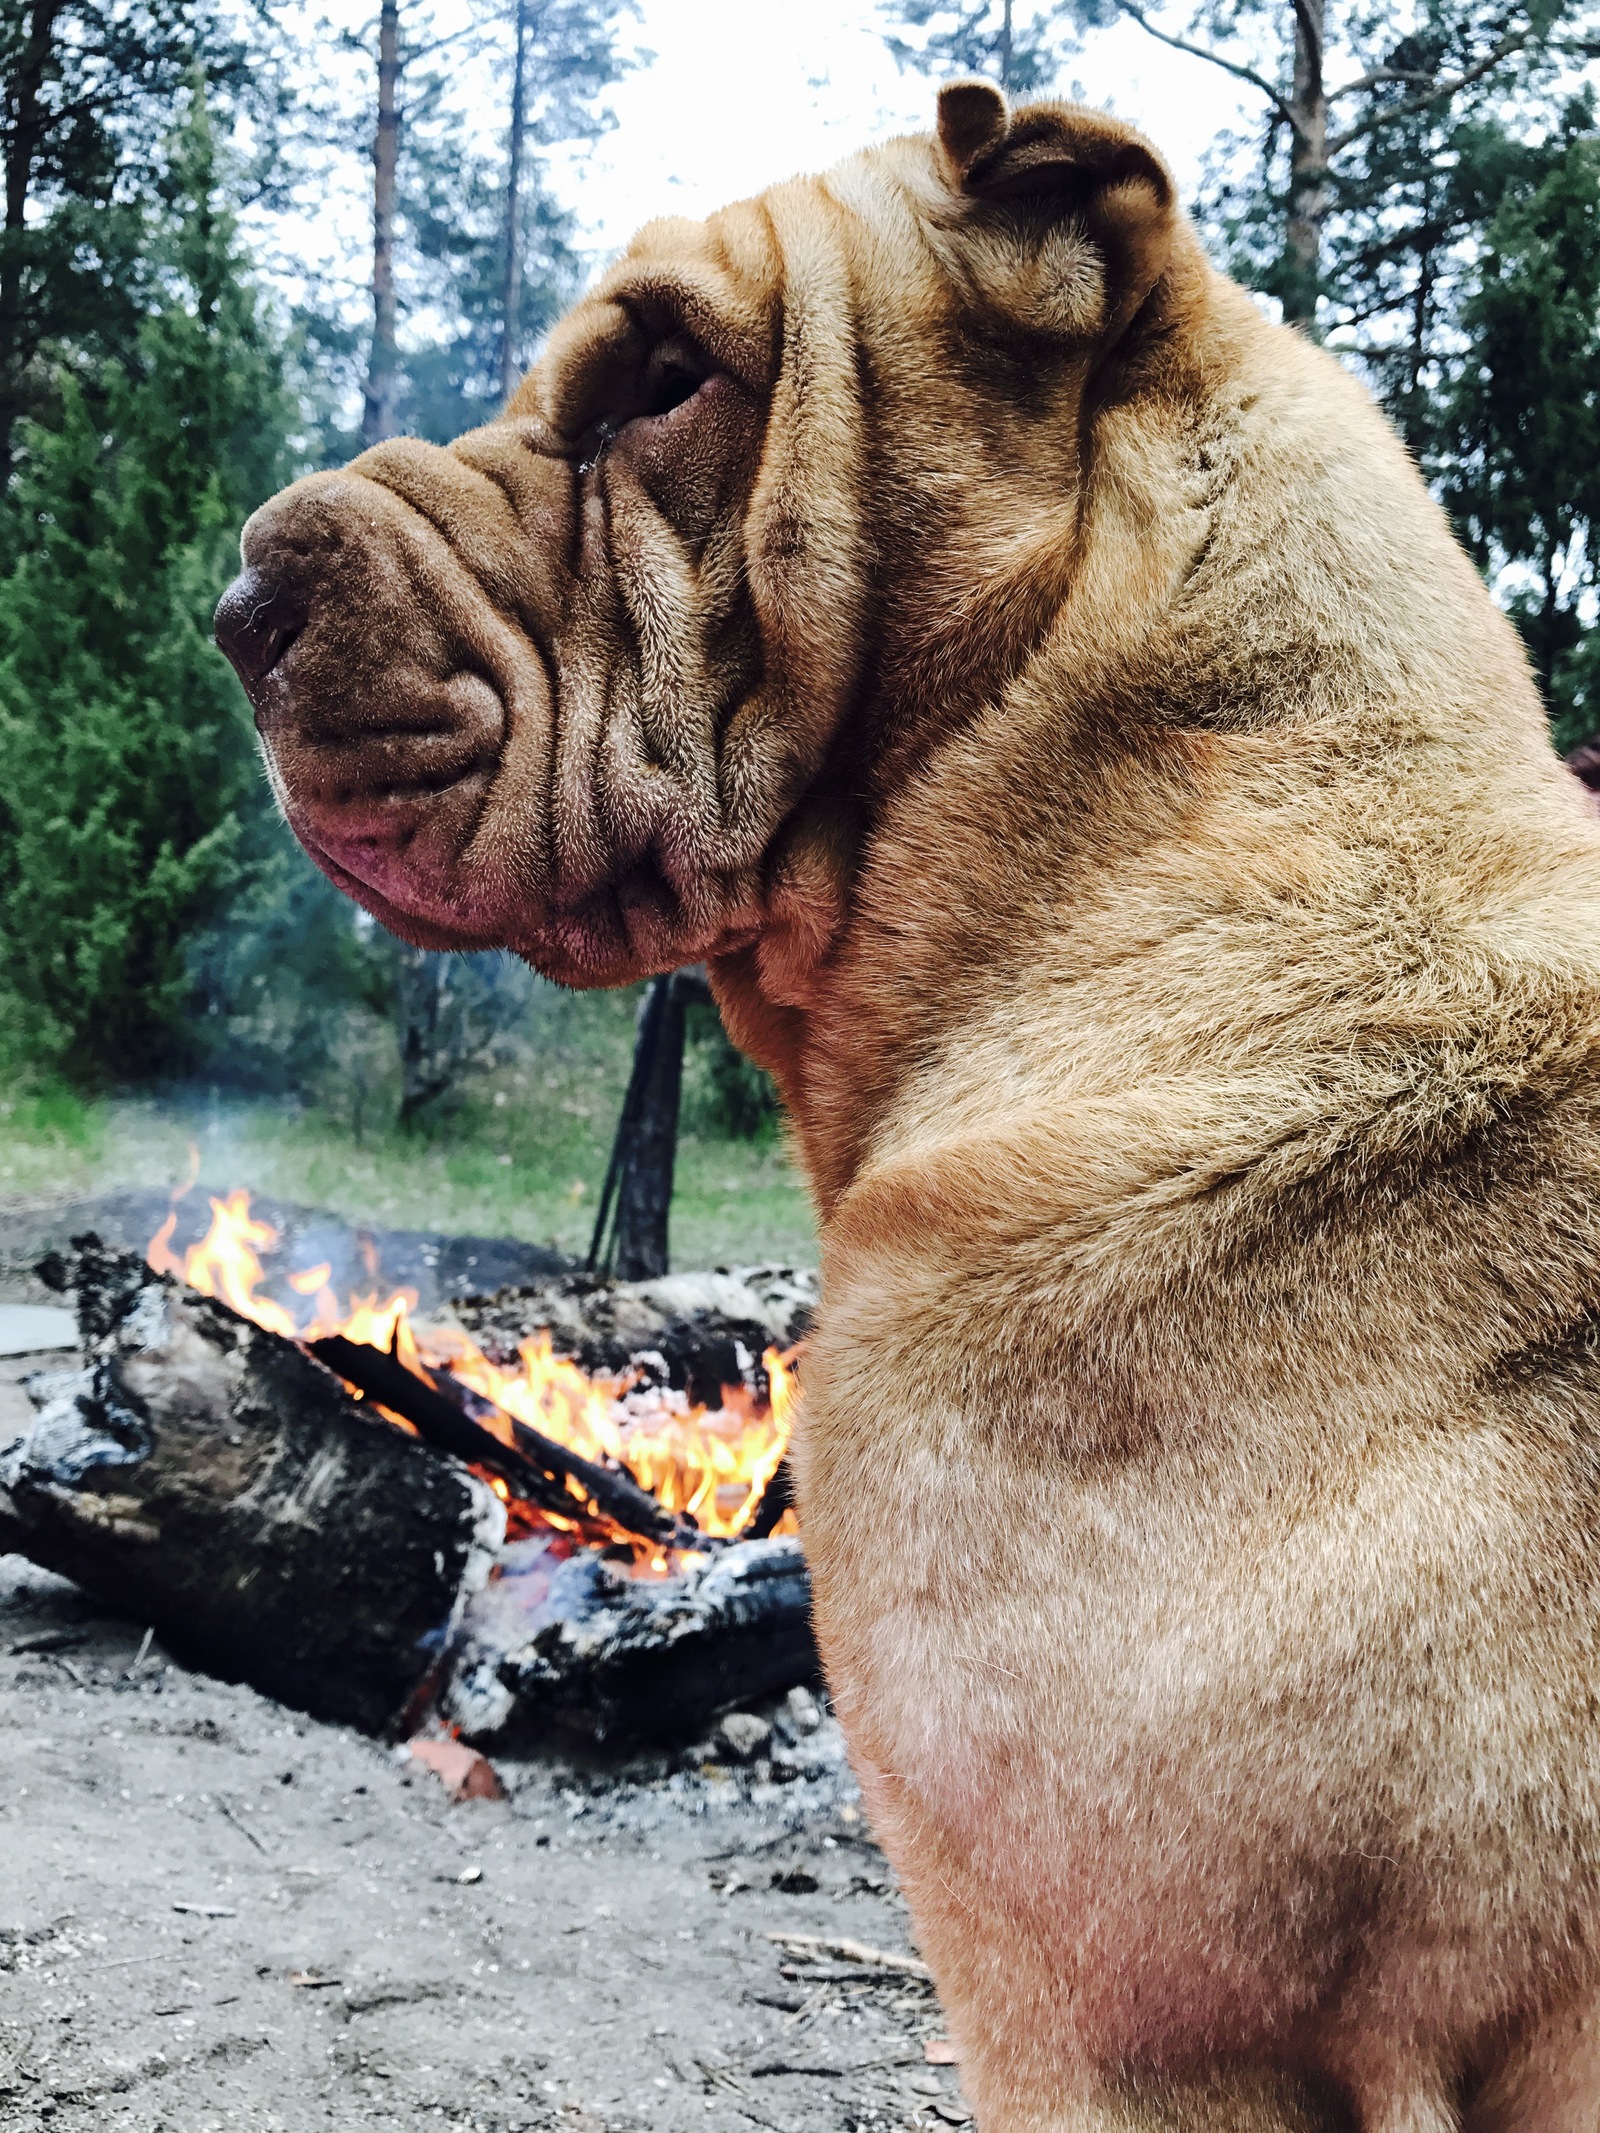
146 1185 799 1550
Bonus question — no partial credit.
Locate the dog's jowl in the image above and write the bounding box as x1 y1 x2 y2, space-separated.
216 82 1600 2133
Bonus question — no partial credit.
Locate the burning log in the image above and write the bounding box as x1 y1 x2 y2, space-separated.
308 1331 694 1548
0 1237 503 1734
0 1239 819 1744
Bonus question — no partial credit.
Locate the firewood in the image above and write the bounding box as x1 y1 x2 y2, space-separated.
448 1532 818 1746
308 1331 695 1548
1 1236 504 1735
2 1238 822 1746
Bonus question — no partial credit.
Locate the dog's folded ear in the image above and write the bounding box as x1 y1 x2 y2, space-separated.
933 82 1176 346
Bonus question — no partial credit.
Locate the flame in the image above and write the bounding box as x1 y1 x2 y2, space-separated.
146 1186 798 1551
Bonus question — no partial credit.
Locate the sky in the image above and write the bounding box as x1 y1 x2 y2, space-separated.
259 0 1264 328
560 0 1257 259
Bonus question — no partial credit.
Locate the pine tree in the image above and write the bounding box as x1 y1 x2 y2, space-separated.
1433 101 1600 749
0 0 263 483
357 0 631 449
0 87 295 1081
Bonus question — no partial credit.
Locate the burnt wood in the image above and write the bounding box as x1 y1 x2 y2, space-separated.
449 1534 818 1746
588 971 709 1282
3 1238 501 1734
3 1240 819 1747
308 1332 695 1549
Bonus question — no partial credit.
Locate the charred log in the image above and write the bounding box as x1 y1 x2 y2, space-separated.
2 1240 819 1747
2 1238 502 1734
448 1533 817 1747
309 1332 694 1549
743 1457 793 1540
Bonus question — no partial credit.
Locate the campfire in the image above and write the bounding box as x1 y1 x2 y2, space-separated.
0 1190 817 1747
147 1185 801 1563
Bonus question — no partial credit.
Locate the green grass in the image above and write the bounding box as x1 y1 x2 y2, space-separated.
0 995 817 1269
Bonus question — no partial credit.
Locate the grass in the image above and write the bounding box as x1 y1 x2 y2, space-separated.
0 993 818 1270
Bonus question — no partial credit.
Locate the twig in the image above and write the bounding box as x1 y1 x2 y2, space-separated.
763 1932 932 1981
215 1797 269 1856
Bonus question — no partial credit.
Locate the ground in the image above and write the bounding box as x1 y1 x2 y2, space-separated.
0 1220 968 2133
0 1546 972 2133
0 987 816 1273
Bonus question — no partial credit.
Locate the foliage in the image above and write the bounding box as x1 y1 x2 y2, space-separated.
0 89 296 1082
683 1002 780 1143
393 68 584 442
0 0 271 481
1428 103 1600 747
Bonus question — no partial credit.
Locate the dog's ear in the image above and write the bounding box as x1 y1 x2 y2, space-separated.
934 83 1175 345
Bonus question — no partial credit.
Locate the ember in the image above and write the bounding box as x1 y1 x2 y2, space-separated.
146 1185 799 1559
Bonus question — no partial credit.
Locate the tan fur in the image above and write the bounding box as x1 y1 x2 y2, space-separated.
216 84 1600 2131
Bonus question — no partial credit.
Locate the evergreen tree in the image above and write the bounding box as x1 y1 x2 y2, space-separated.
357 0 631 448
882 0 1101 96
0 0 262 483
395 67 583 443
1432 102 1600 748
0 88 295 1080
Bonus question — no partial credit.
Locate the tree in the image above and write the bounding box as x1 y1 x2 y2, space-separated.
394 63 583 442
883 0 1597 325
357 0 632 448
1432 102 1600 748
363 0 402 445
0 88 296 1080
883 0 1096 95
0 0 260 483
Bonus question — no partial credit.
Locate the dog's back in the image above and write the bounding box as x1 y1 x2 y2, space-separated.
795 149 1600 2133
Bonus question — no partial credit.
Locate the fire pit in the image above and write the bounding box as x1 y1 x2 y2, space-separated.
0 1191 818 1746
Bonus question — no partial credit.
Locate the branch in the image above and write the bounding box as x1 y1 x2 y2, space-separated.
1327 26 1536 154
1107 0 1306 138
1290 0 1324 73
1330 64 1448 99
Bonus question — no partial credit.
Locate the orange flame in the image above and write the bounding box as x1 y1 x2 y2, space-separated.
147 1187 799 1549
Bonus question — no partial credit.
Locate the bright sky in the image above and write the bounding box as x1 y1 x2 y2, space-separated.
562 0 1257 258
259 0 1263 323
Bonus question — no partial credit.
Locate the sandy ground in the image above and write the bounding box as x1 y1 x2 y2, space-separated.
0 1335 971 2133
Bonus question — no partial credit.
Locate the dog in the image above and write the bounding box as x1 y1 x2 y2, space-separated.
215 84 1600 2131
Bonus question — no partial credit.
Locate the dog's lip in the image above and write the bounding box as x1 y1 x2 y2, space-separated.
298 827 504 952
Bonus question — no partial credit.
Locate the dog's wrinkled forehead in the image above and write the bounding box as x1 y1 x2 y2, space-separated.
516 208 786 446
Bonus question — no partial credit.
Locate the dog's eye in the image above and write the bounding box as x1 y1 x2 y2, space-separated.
643 359 702 419
573 339 709 472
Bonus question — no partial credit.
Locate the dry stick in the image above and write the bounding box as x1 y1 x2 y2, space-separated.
763 1932 933 1981
307 1334 696 1549
214 1796 269 1856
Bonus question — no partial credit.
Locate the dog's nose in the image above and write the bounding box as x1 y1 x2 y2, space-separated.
214 567 308 693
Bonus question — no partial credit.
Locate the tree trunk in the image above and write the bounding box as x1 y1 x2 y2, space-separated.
1283 0 1328 328
0 0 64 478
588 975 691 1281
498 0 531 403
394 943 453 1125
999 0 1014 93
362 0 402 448
613 976 686 1281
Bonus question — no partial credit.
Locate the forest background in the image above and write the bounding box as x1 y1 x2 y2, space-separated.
0 0 1596 1267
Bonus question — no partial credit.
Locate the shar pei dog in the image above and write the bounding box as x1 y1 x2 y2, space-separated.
215 84 1600 2133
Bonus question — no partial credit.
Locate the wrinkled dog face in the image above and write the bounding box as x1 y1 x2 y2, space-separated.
215 86 1173 991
